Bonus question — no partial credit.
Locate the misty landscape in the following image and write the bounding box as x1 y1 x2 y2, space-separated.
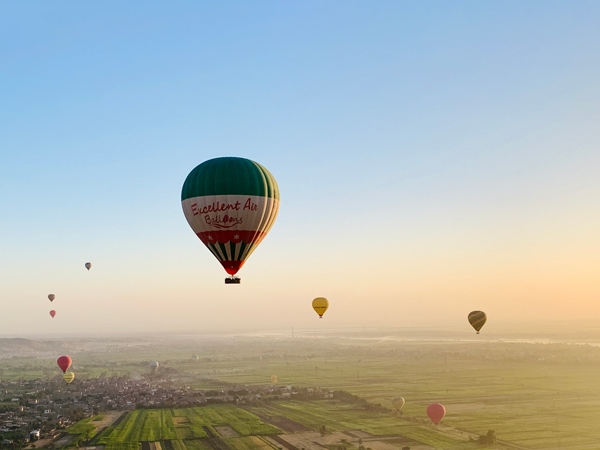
3 1 600 449
2 326 600 449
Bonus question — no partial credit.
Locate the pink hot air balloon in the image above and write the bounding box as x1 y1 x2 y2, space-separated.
427 403 446 425
57 356 72 373
49 310 56 318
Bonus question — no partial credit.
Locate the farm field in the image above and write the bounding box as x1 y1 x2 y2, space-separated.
81 402 472 450
7 331 600 449
90 405 283 450
193 337 600 449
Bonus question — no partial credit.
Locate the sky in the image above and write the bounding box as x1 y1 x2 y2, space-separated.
1 1 599 336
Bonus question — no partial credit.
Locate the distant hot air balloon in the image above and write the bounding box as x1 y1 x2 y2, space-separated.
312 297 329 318
271 375 278 383
391 396 405 413
57 356 72 373
49 310 56 318
63 372 75 384
468 311 487 334
149 361 159 373
85 262 92 271
427 403 446 425
48 294 55 302
181 157 280 283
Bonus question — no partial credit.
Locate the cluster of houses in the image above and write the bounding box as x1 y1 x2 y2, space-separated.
0 375 332 446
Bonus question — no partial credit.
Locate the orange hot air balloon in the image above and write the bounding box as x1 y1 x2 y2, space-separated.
49 310 56 318
57 356 72 373
48 294 55 302
427 403 446 425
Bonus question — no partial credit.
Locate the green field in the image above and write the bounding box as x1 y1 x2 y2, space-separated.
189 338 600 449
7 333 600 449
90 405 281 450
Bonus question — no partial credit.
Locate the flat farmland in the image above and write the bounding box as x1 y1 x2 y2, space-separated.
8 332 600 449
187 337 600 449
92 405 281 450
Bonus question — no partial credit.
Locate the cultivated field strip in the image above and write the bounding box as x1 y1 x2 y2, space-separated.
93 406 281 450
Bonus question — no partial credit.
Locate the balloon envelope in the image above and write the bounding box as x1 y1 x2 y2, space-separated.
312 297 329 318
181 157 280 276
48 294 55 302
468 311 487 333
57 356 72 373
149 361 159 371
271 375 278 383
391 396 405 411
427 403 446 425
63 372 75 384
49 310 56 318
85 262 92 270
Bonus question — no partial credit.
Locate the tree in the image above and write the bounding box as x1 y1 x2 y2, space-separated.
477 430 497 445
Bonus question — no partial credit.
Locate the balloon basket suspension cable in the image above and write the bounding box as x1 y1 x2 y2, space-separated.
225 277 241 284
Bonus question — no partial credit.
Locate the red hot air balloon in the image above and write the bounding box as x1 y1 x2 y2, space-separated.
427 403 446 425
57 356 72 373
49 310 56 318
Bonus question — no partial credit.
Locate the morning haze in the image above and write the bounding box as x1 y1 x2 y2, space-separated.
1 1 599 448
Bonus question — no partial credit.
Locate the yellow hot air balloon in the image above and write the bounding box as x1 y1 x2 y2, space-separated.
271 375 278 383
312 297 329 318
391 396 405 413
63 372 75 384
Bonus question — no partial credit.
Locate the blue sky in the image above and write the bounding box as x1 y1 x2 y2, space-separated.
1 1 599 335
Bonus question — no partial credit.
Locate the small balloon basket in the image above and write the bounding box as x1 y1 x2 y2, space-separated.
225 277 241 284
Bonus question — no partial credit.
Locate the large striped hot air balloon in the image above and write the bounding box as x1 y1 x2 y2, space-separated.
182 157 280 283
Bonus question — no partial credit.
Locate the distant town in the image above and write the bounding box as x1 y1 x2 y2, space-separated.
0 375 332 447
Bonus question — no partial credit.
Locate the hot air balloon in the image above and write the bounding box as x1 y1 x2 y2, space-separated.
391 396 405 413
49 310 56 318
63 372 75 384
149 361 159 373
57 356 72 373
181 157 280 284
48 294 55 302
271 375 278 383
427 403 446 425
468 311 487 334
312 297 329 318
85 262 92 271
